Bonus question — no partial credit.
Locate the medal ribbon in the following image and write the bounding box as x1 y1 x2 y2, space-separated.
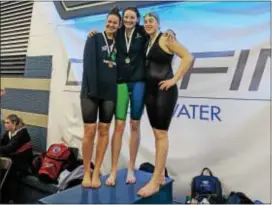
124 28 135 54
146 32 160 56
102 32 115 58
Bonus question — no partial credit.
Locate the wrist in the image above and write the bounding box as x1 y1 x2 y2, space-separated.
173 76 179 83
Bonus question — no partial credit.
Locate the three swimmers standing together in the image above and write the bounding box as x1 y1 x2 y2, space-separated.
80 6 193 198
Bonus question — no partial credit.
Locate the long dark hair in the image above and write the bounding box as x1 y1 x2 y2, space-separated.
107 6 121 23
7 114 25 130
122 7 141 27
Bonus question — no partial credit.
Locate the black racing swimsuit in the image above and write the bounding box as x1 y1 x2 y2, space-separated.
145 33 178 130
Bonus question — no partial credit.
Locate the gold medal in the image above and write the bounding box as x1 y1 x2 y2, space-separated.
125 57 130 64
108 61 113 68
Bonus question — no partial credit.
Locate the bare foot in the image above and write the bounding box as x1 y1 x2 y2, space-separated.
106 172 116 186
82 173 92 188
126 169 136 184
90 174 101 189
137 180 160 198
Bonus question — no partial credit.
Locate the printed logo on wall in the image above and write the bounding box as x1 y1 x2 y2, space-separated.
65 48 270 93
58 1 270 124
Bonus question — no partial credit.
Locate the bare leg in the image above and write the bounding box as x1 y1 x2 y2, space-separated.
155 136 166 185
160 170 166 185
106 120 126 186
91 123 110 188
81 124 97 188
154 134 166 185
126 120 141 184
137 129 168 197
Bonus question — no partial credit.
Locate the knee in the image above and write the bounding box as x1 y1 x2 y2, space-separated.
130 120 140 133
114 121 125 134
83 125 96 141
153 129 168 140
98 123 110 137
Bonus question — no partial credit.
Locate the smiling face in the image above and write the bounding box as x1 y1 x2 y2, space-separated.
123 9 138 30
144 14 159 35
105 14 120 35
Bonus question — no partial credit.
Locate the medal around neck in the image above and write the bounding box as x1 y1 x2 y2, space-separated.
108 61 113 68
124 28 135 64
125 57 130 64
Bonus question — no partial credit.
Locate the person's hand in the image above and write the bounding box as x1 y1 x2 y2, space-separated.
0 88 6 96
164 29 176 42
158 78 177 91
88 30 97 37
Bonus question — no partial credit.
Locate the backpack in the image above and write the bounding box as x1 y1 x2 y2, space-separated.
38 143 71 183
226 192 254 204
191 167 224 204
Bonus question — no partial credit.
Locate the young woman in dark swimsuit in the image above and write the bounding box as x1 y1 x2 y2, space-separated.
137 12 193 198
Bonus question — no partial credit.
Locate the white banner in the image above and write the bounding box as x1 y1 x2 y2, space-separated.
47 2 271 203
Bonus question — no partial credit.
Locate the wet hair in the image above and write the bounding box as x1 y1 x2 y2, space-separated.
7 114 25 129
122 7 141 26
144 12 160 24
107 6 121 23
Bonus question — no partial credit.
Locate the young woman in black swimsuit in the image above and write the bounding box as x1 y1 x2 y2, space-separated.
137 12 193 198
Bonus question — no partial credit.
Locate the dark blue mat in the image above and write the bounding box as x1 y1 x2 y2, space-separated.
39 169 174 204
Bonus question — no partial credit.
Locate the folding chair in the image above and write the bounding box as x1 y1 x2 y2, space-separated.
0 157 12 202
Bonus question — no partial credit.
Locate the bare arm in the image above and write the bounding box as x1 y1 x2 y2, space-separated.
158 38 193 91
167 40 193 82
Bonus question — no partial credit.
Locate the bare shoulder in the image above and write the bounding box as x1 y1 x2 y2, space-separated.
165 38 186 51
160 35 172 44
158 35 173 55
164 39 193 60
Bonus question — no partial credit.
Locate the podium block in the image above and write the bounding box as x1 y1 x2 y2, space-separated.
38 169 174 204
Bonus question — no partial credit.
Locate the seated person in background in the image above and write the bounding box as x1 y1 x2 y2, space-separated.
0 114 33 203
0 114 33 172
0 89 5 97
0 88 5 97
0 88 5 134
